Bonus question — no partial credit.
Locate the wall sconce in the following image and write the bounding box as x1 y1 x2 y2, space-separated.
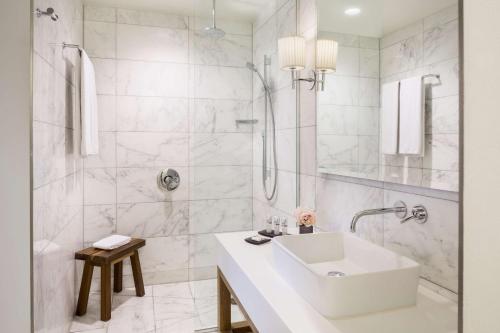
278 37 338 91
315 39 338 90
278 36 306 89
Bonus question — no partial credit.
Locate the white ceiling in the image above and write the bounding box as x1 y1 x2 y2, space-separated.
318 0 458 37
83 0 268 21
85 0 458 36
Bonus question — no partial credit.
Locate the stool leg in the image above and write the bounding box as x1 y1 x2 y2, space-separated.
75 261 93 316
113 261 123 293
130 250 145 297
101 264 112 321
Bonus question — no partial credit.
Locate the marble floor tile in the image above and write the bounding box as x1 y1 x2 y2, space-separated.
153 281 192 298
154 296 198 332
71 279 244 333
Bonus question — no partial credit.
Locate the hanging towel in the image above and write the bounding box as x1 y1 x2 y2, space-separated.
399 76 425 156
93 235 132 250
380 81 400 155
80 49 99 156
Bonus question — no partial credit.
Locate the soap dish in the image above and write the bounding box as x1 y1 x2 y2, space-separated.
245 236 271 245
258 229 282 238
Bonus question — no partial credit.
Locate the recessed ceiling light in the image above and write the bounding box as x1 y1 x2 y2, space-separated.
344 7 361 16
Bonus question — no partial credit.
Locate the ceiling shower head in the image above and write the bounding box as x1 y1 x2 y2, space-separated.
203 0 225 39
203 26 226 39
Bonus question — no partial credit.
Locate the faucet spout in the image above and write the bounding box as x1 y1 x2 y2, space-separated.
350 201 407 233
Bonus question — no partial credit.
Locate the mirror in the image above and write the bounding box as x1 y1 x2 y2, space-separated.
316 0 459 192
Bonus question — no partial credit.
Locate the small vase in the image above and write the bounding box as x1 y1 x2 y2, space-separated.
299 225 313 234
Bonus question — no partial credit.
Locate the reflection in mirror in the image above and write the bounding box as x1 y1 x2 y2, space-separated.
316 0 459 192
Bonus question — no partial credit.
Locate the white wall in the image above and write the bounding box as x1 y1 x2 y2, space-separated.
463 0 500 331
0 0 32 332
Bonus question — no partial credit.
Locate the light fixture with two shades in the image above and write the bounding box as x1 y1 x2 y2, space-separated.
278 36 338 91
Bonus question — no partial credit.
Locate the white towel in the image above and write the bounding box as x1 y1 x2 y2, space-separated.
380 81 400 155
93 235 132 250
399 77 425 156
80 49 99 156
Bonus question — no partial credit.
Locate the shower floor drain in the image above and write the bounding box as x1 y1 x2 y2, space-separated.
327 271 346 277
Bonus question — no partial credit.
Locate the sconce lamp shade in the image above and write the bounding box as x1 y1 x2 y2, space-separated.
278 36 306 71
316 39 338 73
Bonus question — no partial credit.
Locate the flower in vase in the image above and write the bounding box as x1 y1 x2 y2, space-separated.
294 207 316 227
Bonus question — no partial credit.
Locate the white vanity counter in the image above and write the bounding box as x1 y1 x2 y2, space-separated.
216 231 458 333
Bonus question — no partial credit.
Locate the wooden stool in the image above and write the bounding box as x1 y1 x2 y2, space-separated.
75 238 146 321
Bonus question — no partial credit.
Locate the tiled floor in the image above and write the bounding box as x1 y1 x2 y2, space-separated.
70 279 243 333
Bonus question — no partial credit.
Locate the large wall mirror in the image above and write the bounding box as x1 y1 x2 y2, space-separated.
316 0 459 192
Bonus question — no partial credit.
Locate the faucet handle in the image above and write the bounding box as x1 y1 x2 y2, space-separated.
401 205 428 224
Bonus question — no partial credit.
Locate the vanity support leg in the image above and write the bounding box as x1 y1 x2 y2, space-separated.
218 268 232 331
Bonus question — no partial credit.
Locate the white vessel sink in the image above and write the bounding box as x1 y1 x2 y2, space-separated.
272 232 420 318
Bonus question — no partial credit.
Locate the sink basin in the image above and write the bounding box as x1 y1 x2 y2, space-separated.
272 232 420 318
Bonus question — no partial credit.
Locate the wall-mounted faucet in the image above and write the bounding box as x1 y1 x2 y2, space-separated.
350 201 428 233
401 205 428 224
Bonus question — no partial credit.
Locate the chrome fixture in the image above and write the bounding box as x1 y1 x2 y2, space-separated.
293 70 325 91
157 169 180 191
62 42 81 50
246 56 278 201
35 7 59 21
350 201 407 233
422 74 440 80
422 73 441 85
203 0 225 39
401 205 428 224
235 119 258 126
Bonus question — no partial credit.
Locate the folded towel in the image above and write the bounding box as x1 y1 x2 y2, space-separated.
80 49 99 156
93 235 131 250
399 76 425 155
380 81 400 155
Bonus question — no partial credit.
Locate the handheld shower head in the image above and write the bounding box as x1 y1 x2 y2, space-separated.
246 62 257 72
246 62 270 91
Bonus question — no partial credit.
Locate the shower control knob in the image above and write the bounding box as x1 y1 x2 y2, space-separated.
157 169 180 191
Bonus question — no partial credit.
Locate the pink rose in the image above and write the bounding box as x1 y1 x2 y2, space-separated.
294 207 316 227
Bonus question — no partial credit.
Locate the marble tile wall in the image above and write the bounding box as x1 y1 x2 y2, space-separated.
83 6 254 286
297 0 459 295
32 0 84 332
251 0 299 230
380 5 460 192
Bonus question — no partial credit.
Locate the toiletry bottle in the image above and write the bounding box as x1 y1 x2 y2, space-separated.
266 217 273 234
273 216 281 235
280 216 288 235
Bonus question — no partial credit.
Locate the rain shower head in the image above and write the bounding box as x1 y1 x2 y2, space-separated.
203 26 226 39
203 0 225 39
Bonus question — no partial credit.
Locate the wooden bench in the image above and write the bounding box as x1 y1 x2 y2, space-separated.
75 238 146 321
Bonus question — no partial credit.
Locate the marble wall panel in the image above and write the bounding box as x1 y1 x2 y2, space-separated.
33 1 84 332
84 4 254 285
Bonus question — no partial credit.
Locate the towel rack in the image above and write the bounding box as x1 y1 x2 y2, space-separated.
54 42 82 56
62 42 81 50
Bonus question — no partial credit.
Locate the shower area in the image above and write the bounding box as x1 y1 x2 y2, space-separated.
32 0 298 332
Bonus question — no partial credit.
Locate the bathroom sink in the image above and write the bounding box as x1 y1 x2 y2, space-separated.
271 232 420 318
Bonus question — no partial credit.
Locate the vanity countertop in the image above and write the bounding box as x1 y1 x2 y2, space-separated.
216 230 457 333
